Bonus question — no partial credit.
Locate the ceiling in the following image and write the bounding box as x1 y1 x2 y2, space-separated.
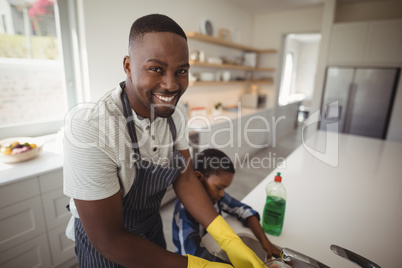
230 0 383 15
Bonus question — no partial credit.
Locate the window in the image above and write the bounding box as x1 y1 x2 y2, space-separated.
279 52 294 105
278 33 321 106
0 0 84 139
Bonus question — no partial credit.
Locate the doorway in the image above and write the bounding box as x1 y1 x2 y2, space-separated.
278 33 321 115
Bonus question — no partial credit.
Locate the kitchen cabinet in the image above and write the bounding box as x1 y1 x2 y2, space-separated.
190 108 273 160
0 234 52 268
364 20 402 65
0 169 76 268
186 32 276 86
328 19 402 66
328 22 368 64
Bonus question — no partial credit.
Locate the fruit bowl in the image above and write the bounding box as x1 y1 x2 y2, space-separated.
0 137 43 164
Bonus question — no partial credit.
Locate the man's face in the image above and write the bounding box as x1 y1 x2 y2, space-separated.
199 171 234 204
124 32 189 118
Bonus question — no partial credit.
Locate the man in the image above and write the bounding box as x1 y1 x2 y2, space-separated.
64 14 265 267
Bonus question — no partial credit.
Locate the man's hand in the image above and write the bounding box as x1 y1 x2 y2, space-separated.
207 215 267 268
187 255 233 267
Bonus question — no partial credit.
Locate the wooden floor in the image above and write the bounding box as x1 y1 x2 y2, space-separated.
160 127 303 252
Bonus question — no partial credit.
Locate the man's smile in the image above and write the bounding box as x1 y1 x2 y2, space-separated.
153 93 178 104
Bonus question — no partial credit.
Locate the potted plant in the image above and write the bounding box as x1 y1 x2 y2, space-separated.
213 102 223 116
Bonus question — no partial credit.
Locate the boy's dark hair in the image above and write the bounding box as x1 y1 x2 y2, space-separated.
128 14 187 51
193 149 235 178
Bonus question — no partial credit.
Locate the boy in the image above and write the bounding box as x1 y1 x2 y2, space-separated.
172 148 281 262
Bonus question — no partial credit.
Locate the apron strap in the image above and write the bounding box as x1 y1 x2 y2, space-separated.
120 81 178 158
120 82 140 156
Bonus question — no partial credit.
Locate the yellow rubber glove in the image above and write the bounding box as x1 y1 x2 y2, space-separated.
187 254 233 267
206 215 268 268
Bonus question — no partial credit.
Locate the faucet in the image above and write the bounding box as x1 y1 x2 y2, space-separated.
330 244 381 268
280 245 382 268
280 248 330 268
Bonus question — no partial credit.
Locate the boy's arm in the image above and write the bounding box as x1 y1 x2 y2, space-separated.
219 193 258 226
174 203 229 262
220 193 281 259
246 215 281 259
174 203 205 256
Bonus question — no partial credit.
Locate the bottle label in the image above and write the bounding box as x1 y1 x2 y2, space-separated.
262 196 286 236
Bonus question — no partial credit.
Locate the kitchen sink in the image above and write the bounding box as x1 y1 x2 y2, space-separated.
201 232 313 267
202 229 380 267
201 232 267 262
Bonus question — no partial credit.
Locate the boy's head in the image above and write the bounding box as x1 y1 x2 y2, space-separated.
193 149 235 204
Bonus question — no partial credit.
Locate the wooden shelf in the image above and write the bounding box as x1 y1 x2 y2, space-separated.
189 79 273 87
186 32 276 87
189 60 275 72
186 32 277 54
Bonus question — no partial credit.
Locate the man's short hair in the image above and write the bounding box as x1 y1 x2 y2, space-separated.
194 149 235 178
129 14 187 51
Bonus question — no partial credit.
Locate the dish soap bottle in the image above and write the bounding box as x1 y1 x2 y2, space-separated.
263 172 287 236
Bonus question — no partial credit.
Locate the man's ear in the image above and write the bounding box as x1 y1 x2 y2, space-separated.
123 56 131 78
194 171 205 181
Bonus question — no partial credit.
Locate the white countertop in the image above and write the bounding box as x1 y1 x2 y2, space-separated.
227 130 402 267
0 136 63 186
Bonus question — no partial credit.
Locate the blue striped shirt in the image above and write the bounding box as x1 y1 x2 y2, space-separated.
172 193 260 261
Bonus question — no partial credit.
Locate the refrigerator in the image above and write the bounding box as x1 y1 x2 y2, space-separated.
319 67 400 139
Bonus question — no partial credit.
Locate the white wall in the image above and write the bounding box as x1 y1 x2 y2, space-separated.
79 0 255 102
252 6 324 140
252 7 323 49
295 40 320 100
252 6 323 103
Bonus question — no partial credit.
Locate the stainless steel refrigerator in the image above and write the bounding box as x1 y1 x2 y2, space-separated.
319 67 399 139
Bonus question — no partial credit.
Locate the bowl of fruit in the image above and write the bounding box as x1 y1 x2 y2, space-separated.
0 137 43 164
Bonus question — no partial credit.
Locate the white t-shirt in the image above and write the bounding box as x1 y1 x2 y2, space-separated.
63 84 189 239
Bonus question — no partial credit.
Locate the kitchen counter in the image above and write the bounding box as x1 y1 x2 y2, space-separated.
226 130 402 267
0 134 75 267
0 135 63 186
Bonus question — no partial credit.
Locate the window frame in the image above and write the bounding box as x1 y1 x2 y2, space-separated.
279 51 295 106
0 0 88 140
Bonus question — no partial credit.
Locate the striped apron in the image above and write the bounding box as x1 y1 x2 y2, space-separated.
74 82 186 267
